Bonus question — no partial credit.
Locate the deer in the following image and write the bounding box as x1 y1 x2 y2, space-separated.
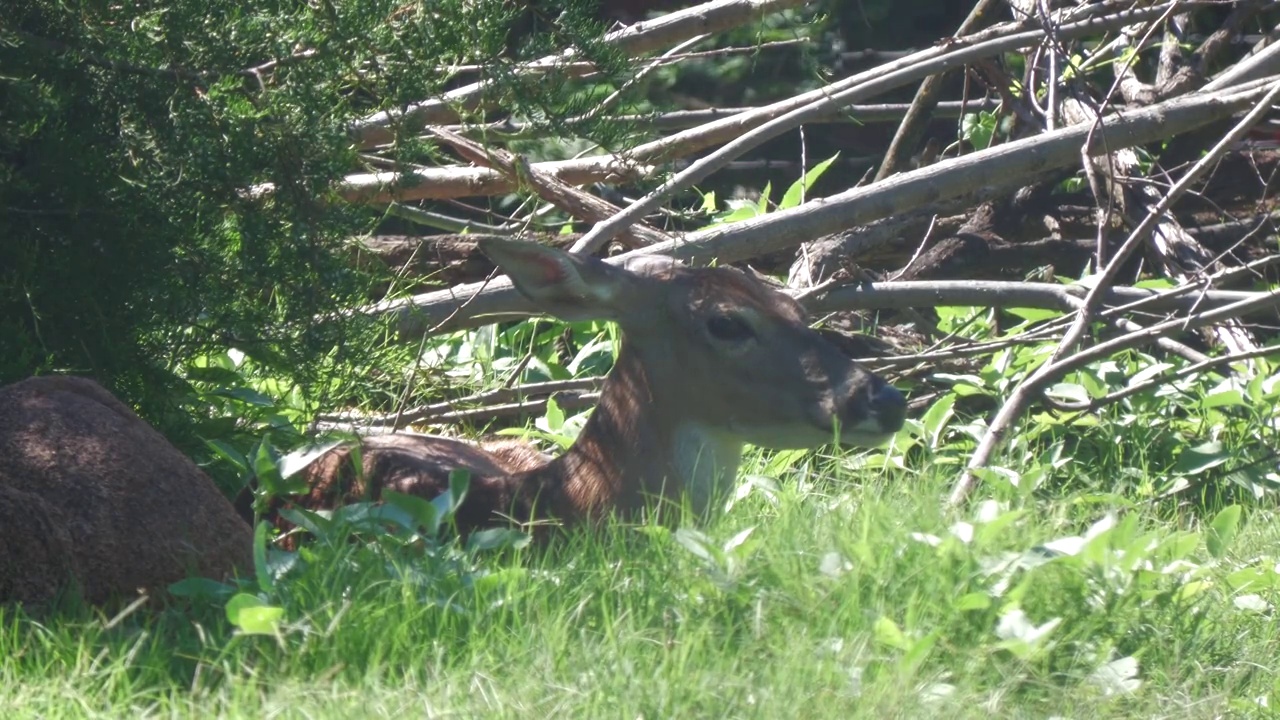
263 237 907 541
0 375 253 606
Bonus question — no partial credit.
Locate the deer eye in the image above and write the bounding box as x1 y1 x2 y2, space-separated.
706 314 755 342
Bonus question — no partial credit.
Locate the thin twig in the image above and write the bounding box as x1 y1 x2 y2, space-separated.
1058 343 1280 413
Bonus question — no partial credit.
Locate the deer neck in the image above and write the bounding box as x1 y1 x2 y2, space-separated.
521 340 744 521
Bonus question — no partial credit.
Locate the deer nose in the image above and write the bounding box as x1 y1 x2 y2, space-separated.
868 381 906 433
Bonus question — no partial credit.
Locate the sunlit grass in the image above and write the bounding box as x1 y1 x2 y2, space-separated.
2 446 1277 718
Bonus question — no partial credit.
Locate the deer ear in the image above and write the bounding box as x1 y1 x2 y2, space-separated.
479 237 631 322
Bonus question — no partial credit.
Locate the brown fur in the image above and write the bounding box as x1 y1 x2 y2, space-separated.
262 246 906 543
0 376 253 606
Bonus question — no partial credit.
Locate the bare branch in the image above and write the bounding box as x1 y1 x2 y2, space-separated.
425 127 669 248
369 79 1278 337
317 1 1208 208
1059 343 1280 414
349 0 810 148
874 0 1004 181
567 0 1209 256
949 78 1280 507
315 377 604 429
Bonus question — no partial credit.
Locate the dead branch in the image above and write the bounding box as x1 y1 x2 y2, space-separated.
1060 343 1280 413
801 281 1270 317
349 0 810 148
315 377 604 429
952 287 1280 498
370 79 1279 337
315 0 1199 207
425 127 668 249
949 78 1280 507
446 100 1001 137
567 0 1204 255
874 0 1003 181
314 391 603 435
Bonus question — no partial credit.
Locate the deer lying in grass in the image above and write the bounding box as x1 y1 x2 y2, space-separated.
0 376 252 606
267 238 906 539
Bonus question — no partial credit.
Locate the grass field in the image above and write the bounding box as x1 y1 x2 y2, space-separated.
2 444 1277 719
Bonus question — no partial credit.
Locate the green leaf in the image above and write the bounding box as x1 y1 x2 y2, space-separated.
253 521 273 592
467 528 531 552
920 393 956 449
210 387 276 407
1225 567 1275 592
276 507 331 537
383 490 441 536
278 440 344 481
674 528 716 564
204 439 248 474
1004 307 1063 323
184 365 243 385
472 567 529 594
722 526 756 555
1200 389 1245 409
873 616 911 651
960 111 996 150
1046 382 1089 403
779 153 839 210
226 593 285 635
448 469 471 512
1206 505 1242 559
954 592 992 611
252 440 285 496
168 577 237 602
544 396 565 431
1172 442 1230 476
899 631 939 673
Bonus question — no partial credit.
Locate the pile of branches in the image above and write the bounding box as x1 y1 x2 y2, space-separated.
313 0 1280 504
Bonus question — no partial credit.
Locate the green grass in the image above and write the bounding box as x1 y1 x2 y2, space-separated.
2 450 1278 719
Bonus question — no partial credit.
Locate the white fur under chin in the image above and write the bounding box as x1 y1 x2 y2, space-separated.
672 423 744 515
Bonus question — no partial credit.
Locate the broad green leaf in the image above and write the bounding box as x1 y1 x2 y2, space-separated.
674 528 716 564
544 396 565 431
780 153 839 209
1173 442 1230 476
955 593 992 611
1201 389 1246 409
873 616 911 651
383 490 441 536
467 528 531 552
278 440 345 480
252 440 285 495
226 592 285 635
722 526 756 554
920 393 956 449
1046 382 1089 403
204 439 248 473
449 469 471 507
472 567 529 594
899 631 939 672
1004 307 1063 323
276 507 331 537
168 577 237 601
210 387 276 407
236 605 285 635
1207 505 1242 559
253 521 273 592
